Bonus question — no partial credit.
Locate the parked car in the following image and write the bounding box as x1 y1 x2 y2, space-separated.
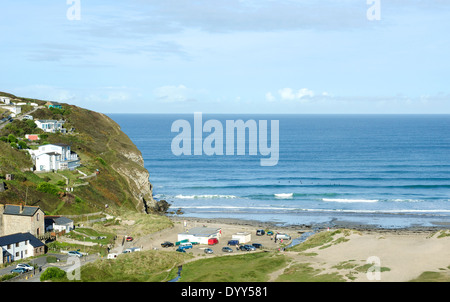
179 242 193 249
256 229 265 236
123 247 141 253
176 247 186 253
208 238 219 245
16 263 34 272
125 236 133 242
161 241 174 248
245 244 256 251
252 243 263 249
68 251 83 258
227 240 239 246
204 248 214 254
266 231 274 236
239 245 255 251
11 268 27 274
222 246 233 253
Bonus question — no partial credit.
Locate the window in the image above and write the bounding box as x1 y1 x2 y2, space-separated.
25 250 28 255
36 213 40 221
7 244 11 249
15 252 19 257
15 243 19 247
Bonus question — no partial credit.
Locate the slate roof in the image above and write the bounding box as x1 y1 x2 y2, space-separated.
45 216 73 226
3 205 40 217
0 233 45 248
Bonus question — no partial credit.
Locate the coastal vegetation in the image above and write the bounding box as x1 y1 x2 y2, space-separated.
287 229 360 252
179 252 287 282
77 250 191 282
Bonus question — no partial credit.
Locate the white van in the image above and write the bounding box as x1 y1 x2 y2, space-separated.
275 233 291 240
107 253 118 259
179 242 193 249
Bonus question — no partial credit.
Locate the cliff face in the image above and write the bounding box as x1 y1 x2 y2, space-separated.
0 93 156 215
98 112 157 213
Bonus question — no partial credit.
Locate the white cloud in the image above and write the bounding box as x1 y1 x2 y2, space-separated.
278 87 315 101
265 92 275 102
154 85 197 103
13 85 76 103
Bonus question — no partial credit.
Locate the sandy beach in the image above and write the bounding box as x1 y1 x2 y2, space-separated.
131 215 450 282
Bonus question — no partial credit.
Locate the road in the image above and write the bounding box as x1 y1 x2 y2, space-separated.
1 253 99 282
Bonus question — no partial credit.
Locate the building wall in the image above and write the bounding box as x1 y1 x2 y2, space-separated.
1 240 43 262
0 205 3 237
2 209 45 238
1 240 29 262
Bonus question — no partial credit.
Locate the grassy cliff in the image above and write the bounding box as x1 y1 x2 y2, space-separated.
0 92 158 216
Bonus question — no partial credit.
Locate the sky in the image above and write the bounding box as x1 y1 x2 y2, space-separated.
1 0 450 114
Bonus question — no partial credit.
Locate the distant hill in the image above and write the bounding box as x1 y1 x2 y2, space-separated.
0 91 161 216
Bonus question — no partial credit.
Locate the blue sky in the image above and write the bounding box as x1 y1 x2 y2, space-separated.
1 0 450 113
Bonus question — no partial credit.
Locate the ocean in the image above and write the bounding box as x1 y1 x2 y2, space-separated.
107 114 450 229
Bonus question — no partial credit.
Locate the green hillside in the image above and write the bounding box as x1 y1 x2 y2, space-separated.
0 92 159 216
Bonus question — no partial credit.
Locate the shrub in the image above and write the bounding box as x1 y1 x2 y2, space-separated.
56 180 66 187
40 267 67 282
37 182 61 195
8 134 17 143
18 141 28 149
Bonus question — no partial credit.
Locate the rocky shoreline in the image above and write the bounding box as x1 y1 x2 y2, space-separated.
169 214 450 234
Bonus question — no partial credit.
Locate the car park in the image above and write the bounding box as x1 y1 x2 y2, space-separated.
222 246 233 253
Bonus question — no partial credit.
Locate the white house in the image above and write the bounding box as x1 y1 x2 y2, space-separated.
177 227 222 245
28 143 81 172
1 105 21 116
232 232 251 244
0 232 46 264
45 216 74 233
0 97 11 104
35 119 65 133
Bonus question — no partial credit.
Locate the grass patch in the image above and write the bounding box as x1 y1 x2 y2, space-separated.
409 271 450 282
276 263 345 282
288 229 356 252
180 252 287 282
76 250 191 282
